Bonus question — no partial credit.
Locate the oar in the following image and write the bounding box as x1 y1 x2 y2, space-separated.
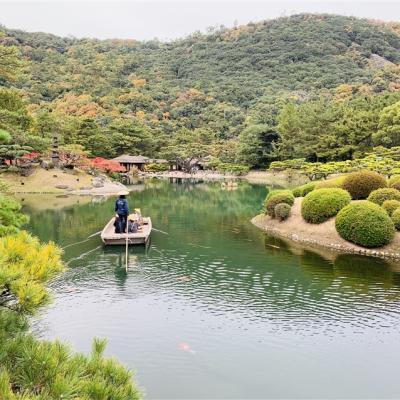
152 227 169 235
87 230 102 239
62 230 103 249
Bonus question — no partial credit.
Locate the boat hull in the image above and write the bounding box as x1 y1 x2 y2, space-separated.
101 217 152 246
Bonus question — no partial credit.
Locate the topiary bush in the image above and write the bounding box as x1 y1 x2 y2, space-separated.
382 199 400 216
342 170 387 199
391 208 400 230
367 188 400 205
315 176 346 189
388 175 400 191
300 182 316 196
264 190 295 218
292 187 302 197
301 188 351 224
291 182 316 197
335 201 395 248
274 203 291 221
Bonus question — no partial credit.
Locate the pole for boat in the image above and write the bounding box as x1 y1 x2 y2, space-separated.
125 218 128 272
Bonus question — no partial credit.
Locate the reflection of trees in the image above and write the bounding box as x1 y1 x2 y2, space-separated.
24 180 400 327
334 254 397 292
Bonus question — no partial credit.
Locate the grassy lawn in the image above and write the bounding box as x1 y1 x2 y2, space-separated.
2 167 93 193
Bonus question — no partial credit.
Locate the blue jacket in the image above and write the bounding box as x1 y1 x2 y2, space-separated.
115 198 129 215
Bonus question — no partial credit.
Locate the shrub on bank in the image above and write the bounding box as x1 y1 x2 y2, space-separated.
342 170 387 199
335 201 395 248
382 200 400 216
292 182 316 197
301 188 351 224
391 208 400 230
315 176 346 189
145 163 169 172
265 190 295 218
274 203 291 221
388 175 400 191
367 188 400 205
0 195 29 237
292 187 302 197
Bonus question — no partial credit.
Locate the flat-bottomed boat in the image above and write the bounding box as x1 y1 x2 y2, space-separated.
101 217 152 245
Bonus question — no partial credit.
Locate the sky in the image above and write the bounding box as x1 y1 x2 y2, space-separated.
1 0 399 41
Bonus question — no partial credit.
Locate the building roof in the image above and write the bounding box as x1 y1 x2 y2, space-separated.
112 154 149 163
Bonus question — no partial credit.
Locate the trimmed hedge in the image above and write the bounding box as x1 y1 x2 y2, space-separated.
335 201 395 248
301 188 351 224
367 188 400 205
264 190 295 218
292 187 302 197
315 176 346 189
292 182 316 197
342 170 387 200
391 208 400 230
274 203 291 221
388 175 400 191
382 200 400 216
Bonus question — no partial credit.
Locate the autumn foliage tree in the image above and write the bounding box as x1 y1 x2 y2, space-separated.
91 157 126 174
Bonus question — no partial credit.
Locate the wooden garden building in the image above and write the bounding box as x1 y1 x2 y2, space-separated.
112 155 149 171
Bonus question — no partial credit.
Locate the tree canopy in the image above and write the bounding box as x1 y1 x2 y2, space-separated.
0 14 400 168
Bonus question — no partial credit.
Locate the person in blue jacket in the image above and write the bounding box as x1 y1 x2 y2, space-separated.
115 191 129 233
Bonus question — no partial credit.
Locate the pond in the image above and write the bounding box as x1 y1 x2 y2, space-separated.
23 179 400 399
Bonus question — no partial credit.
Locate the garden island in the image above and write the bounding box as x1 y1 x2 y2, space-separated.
253 159 400 258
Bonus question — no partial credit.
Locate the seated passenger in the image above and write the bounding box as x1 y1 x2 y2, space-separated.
134 208 143 225
128 216 139 233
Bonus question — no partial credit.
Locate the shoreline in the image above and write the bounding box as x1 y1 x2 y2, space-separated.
251 198 400 261
140 170 239 180
141 169 308 186
2 168 306 195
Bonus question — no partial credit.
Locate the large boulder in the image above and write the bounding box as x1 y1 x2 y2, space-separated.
92 177 104 188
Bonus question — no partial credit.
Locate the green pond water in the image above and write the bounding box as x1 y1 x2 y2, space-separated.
22 179 400 399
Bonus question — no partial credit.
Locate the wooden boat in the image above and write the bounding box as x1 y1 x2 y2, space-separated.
101 217 152 245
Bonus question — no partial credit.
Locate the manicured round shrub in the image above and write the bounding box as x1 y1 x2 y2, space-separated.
300 182 316 196
264 190 295 218
335 201 395 248
315 176 346 189
292 187 302 197
391 208 400 230
388 175 400 191
274 203 291 221
301 188 351 224
367 188 400 205
291 182 316 198
342 170 387 200
382 199 400 216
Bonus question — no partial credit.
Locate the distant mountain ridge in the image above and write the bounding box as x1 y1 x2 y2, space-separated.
1 13 400 106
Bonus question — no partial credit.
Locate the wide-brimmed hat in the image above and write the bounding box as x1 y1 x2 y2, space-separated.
117 190 129 196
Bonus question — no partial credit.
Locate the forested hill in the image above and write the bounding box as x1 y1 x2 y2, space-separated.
1 14 400 167
3 14 400 104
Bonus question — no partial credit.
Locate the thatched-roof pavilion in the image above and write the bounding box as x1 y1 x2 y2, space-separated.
112 155 149 171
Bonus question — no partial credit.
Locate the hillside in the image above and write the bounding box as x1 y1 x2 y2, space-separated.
3 14 400 103
0 14 400 167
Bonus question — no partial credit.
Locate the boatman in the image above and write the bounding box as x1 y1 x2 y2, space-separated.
115 190 129 233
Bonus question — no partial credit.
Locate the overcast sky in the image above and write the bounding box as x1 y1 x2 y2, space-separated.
1 0 399 41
